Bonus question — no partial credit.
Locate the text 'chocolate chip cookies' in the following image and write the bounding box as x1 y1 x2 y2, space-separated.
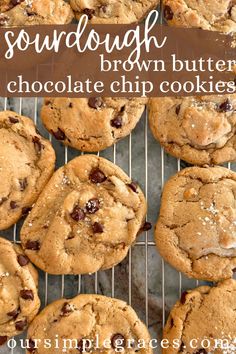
0 111 55 230
163 0 236 33
70 0 159 24
20 155 147 275
0 237 40 342
41 98 147 152
0 0 73 26
149 95 236 165
26 294 152 354
163 280 236 354
155 166 236 281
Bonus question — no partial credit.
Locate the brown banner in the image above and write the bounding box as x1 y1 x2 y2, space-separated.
0 22 235 97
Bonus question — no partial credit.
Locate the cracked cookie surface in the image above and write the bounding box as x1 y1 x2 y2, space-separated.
41 98 147 152
162 0 236 33
163 279 236 354
0 0 73 26
149 95 236 166
20 155 147 275
155 166 236 281
0 237 40 342
26 294 152 354
0 110 55 230
70 0 159 24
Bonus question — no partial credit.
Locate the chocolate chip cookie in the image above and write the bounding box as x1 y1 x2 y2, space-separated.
41 98 147 152
0 237 40 343
0 110 55 230
0 0 74 26
163 279 236 354
163 0 236 33
26 294 152 354
149 95 236 165
20 154 147 275
70 0 159 24
155 166 236 282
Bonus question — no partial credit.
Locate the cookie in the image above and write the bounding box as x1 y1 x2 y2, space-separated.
155 166 236 282
41 98 147 152
26 294 152 354
70 0 159 24
0 110 56 230
20 154 147 275
162 0 236 33
0 237 40 343
149 95 236 166
163 279 236 354
0 0 73 26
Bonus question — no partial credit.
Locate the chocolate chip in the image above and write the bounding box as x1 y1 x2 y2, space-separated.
32 136 42 153
10 0 24 5
22 206 32 216
27 339 36 352
92 222 104 233
111 334 126 349
218 99 233 112
19 178 28 191
100 5 107 13
164 5 174 20
232 268 236 272
83 8 95 20
88 97 103 109
15 319 27 331
10 201 18 209
141 222 152 232
9 116 19 124
69 102 73 108
7 308 20 319
71 205 85 222
195 349 207 354
51 128 65 141
0 336 7 346
128 182 138 193
25 240 40 251
17 254 30 266
61 302 73 316
89 169 106 184
170 317 174 328
0 197 7 206
175 104 181 115
180 291 188 304
179 342 185 352
86 198 100 214
77 339 90 352
20 289 34 300
111 116 123 128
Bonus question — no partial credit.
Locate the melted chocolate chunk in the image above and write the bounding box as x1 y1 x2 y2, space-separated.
164 5 174 20
25 240 40 251
218 99 233 112
0 336 7 346
9 116 19 124
141 222 152 232
71 205 85 222
32 136 42 153
88 97 103 109
11 0 24 5
180 291 188 304
27 339 36 352
111 116 123 128
195 349 207 354
7 308 20 319
61 302 73 316
15 319 27 331
20 289 34 300
128 182 138 193
175 104 181 115
89 169 106 184
10 201 18 209
83 8 95 20
17 254 30 266
92 222 104 233
111 334 126 349
86 198 100 214
22 206 32 216
19 178 28 191
51 128 66 141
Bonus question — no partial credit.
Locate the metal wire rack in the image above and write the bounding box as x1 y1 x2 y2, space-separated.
1 2 236 353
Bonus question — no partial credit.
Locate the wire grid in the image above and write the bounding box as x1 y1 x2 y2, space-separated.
1 2 236 353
